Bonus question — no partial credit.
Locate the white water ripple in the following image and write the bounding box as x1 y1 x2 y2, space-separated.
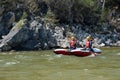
47 54 63 61
117 53 120 56
0 60 3 62
55 54 62 58
5 61 20 65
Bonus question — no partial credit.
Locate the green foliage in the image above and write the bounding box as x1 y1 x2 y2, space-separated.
13 19 27 29
43 0 98 24
0 0 119 26
0 0 21 9
75 0 95 7
43 8 58 25
24 0 39 15
100 8 110 22
21 12 28 19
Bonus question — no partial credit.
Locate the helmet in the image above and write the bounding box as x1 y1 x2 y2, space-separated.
71 36 75 40
86 36 91 40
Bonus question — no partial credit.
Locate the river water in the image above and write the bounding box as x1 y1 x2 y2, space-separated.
0 47 119 80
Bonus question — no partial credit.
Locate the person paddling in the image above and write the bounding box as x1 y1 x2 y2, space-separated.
85 36 94 52
69 36 76 50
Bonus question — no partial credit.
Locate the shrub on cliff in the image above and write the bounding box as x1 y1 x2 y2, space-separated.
0 0 120 26
23 0 39 15
43 8 58 25
43 0 98 24
13 19 27 29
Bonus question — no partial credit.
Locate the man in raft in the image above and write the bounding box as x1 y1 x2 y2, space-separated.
85 36 94 52
69 36 77 50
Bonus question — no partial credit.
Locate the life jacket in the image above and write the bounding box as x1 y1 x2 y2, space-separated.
86 40 90 48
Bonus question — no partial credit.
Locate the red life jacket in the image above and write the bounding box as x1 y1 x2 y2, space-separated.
86 40 90 48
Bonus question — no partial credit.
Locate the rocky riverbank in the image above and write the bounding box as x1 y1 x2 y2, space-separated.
0 18 120 51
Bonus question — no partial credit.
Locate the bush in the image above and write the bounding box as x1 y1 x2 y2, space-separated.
13 19 27 29
43 8 58 25
23 0 39 15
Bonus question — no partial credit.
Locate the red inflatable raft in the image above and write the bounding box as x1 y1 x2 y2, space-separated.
54 48 101 57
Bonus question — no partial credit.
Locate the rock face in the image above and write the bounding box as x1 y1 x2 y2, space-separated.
0 12 15 38
0 19 66 51
0 19 30 51
0 18 120 51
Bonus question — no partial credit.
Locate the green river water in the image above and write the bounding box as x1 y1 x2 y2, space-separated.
0 47 120 80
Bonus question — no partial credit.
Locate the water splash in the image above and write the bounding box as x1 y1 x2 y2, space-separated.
47 54 63 61
84 69 89 71
55 54 62 58
0 60 3 62
87 53 96 58
14 55 32 60
41 54 51 57
45 54 51 57
117 53 120 56
5 61 20 65
48 57 54 61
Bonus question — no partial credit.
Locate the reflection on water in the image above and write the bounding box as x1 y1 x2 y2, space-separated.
0 48 120 80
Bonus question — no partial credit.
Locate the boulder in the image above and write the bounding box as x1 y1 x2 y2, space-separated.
0 19 30 51
0 12 15 38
